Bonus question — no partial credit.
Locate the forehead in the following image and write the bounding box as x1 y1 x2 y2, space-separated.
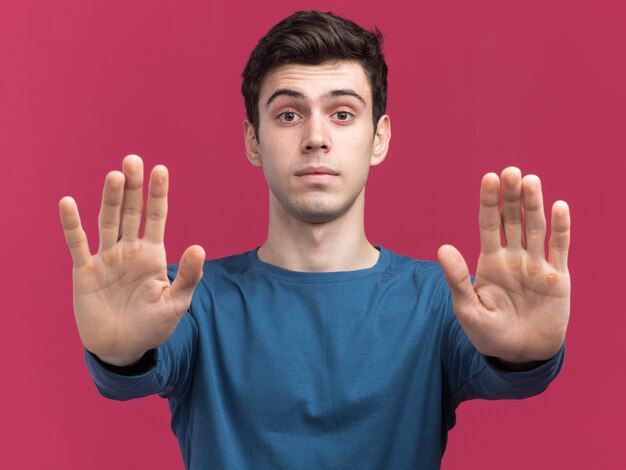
259 61 372 103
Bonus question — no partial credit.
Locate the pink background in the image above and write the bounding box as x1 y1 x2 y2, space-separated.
2 0 624 468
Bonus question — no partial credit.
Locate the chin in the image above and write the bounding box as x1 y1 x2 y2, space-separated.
285 200 354 224
292 211 340 224
270 188 363 225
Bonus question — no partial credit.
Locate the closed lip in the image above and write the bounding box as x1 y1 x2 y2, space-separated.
294 166 340 176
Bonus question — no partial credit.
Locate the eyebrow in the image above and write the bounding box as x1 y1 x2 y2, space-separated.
265 88 367 107
327 89 366 105
265 89 305 107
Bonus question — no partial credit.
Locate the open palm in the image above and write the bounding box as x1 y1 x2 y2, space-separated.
60 155 205 366
438 168 570 366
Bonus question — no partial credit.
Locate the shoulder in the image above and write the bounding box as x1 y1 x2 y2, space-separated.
167 250 254 282
382 247 445 281
378 247 451 301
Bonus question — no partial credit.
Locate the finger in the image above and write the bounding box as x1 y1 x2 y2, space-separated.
501 167 523 248
59 196 91 268
548 201 570 271
170 245 205 315
144 165 169 243
478 173 502 255
522 175 546 258
98 171 125 251
437 244 480 319
120 155 144 242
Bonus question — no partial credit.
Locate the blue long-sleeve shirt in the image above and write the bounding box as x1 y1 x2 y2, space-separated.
85 246 564 469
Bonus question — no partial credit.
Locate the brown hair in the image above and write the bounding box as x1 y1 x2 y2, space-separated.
241 10 388 136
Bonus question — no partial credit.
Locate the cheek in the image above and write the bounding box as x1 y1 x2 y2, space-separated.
344 120 374 147
259 126 294 159
257 142 292 187
344 131 375 167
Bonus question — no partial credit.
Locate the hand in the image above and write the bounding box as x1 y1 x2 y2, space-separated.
59 155 205 366
438 167 571 365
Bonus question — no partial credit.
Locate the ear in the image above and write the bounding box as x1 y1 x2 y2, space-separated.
370 115 391 167
244 120 262 167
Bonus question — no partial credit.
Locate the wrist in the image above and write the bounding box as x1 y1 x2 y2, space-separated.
489 357 549 371
91 350 156 376
489 344 565 371
91 350 148 368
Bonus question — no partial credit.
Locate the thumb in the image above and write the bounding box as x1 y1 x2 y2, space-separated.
170 245 205 310
437 244 477 316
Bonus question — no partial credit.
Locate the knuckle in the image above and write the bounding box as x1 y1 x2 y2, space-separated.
123 243 139 258
67 238 84 249
506 255 522 269
101 250 119 266
123 206 142 216
526 226 545 237
66 229 86 248
82 263 95 274
526 257 543 275
551 236 569 251
479 222 500 231
99 220 118 230
146 210 163 222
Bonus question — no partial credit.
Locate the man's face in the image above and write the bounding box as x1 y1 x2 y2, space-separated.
244 61 390 224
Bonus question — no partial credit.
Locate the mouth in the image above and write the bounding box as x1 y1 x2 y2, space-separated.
294 166 340 177
294 166 340 185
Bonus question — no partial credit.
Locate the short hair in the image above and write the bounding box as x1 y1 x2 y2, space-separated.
241 10 388 136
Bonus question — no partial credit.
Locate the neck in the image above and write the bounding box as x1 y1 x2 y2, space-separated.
258 191 379 272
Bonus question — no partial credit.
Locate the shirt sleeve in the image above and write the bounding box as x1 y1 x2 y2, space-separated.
84 305 199 402
437 274 565 411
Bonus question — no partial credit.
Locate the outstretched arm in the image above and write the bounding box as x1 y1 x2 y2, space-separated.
438 167 570 367
59 155 205 366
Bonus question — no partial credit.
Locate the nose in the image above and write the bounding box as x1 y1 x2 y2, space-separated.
301 112 330 154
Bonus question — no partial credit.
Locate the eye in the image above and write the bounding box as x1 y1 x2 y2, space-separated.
278 111 302 123
334 111 354 121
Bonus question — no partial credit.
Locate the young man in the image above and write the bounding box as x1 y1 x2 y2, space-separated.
59 10 571 469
